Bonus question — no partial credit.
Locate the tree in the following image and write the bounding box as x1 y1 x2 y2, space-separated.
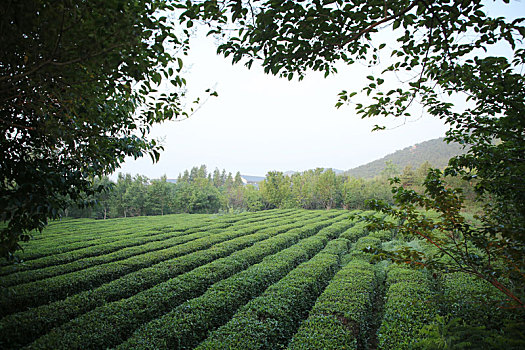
172 181 222 214
122 174 149 217
182 0 525 307
342 177 367 210
259 171 291 209
290 171 317 209
0 0 192 258
244 185 264 211
366 170 525 309
147 175 173 216
109 173 135 218
212 168 222 187
316 169 340 210
234 171 244 187
92 176 114 220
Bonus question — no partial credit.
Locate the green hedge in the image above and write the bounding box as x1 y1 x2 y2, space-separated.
24 214 342 349
5 209 288 264
118 221 352 349
287 258 375 350
195 239 350 350
348 236 382 261
339 221 368 242
0 211 315 317
377 266 438 350
441 272 507 327
0 210 299 286
2 228 223 286
1 214 213 264
1 210 287 273
0 212 323 348
367 230 393 242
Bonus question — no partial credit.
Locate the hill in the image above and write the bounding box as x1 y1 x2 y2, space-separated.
346 137 467 178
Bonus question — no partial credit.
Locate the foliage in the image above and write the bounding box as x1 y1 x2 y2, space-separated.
259 171 292 209
120 220 351 349
179 0 525 309
63 163 454 218
416 315 525 349
8 211 340 349
196 223 349 350
287 253 376 349
0 0 191 258
0 210 316 347
341 176 393 209
2 210 523 347
378 266 439 350
366 169 525 308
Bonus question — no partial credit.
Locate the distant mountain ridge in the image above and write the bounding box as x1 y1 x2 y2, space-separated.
345 137 468 178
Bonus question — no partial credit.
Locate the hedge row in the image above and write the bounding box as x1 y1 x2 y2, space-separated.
0 210 298 285
195 239 350 350
0 214 320 348
118 220 353 349
0 211 314 317
339 221 368 242
2 228 223 287
286 258 376 350
348 236 382 262
377 266 438 350
285 226 383 350
20 213 341 349
367 230 393 242
441 272 508 328
2 215 217 265
9 210 286 264
8 209 289 264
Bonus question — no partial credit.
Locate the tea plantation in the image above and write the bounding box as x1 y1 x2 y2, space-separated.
0 210 519 349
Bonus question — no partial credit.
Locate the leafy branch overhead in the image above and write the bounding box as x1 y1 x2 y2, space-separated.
362 170 524 309
0 0 192 258
180 0 525 308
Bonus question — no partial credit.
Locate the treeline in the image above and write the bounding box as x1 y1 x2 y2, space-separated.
66 162 476 219
66 165 264 218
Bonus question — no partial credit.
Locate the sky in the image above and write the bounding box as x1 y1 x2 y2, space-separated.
113 1 524 180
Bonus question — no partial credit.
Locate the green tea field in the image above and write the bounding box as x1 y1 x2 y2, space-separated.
0 210 516 349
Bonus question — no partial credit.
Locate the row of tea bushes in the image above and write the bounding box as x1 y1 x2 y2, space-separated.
0 212 323 348
2 214 214 264
339 221 367 242
377 266 438 349
287 258 375 350
348 236 382 262
3 210 288 271
0 210 299 286
119 220 353 349
24 214 344 349
195 239 352 349
286 225 384 350
442 272 509 328
0 211 310 316
2 228 226 287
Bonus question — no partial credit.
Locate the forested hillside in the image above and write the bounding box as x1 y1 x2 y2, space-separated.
346 138 467 178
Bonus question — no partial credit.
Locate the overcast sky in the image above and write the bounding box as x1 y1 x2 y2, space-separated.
113 1 523 180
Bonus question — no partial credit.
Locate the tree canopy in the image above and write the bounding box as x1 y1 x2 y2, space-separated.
0 0 192 258
180 0 525 307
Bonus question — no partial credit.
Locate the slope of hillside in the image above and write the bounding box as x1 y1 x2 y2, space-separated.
346 138 468 178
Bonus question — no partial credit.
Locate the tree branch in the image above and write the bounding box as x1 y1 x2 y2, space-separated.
0 44 123 83
340 0 420 47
